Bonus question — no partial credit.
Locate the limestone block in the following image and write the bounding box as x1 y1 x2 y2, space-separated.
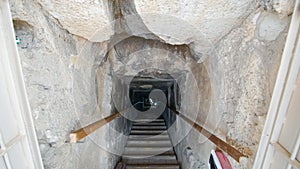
256 12 289 41
273 0 295 15
134 0 254 45
36 0 113 41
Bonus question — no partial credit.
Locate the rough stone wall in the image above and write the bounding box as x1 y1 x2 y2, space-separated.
190 62 212 125
34 0 113 42
72 38 128 169
10 0 293 168
129 1 290 169
174 9 290 169
10 0 127 168
215 10 290 168
11 0 79 168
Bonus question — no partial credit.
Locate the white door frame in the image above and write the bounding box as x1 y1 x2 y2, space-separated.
0 0 44 168
253 0 300 168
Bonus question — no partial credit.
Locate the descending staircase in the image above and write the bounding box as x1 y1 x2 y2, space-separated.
116 118 180 169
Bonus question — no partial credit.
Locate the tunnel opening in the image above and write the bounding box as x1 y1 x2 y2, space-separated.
128 70 180 125
2 0 294 168
114 70 184 168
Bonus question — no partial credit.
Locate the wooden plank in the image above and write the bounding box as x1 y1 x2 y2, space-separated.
170 108 246 162
69 112 120 143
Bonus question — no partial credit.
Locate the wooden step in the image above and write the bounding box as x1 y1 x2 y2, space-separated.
128 134 170 141
134 119 165 123
132 126 167 130
118 118 180 169
127 140 172 147
122 155 178 165
125 164 180 169
133 122 166 126
130 130 168 135
123 147 174 156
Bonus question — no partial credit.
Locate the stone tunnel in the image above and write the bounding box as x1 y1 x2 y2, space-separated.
1 0 300 169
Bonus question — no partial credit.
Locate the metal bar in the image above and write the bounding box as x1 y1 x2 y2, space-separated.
168 108 247 162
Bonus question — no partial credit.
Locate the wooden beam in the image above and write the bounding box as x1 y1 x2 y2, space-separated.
69 112 120 143
170 108 247 162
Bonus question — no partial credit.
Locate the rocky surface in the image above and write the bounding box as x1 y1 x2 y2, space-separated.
134 0 255 43
218 11 289 168
10 0 292 168
35 0 113 41
11 0 79 167
134 0 256 61
261 0 295 16
10 0 127 168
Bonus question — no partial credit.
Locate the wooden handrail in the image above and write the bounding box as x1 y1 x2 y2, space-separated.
69 105 248 161
169 107 248 162
69 112 120 143
69 103 142 143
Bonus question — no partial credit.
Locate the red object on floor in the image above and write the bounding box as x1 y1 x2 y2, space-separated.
215 150 233 169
